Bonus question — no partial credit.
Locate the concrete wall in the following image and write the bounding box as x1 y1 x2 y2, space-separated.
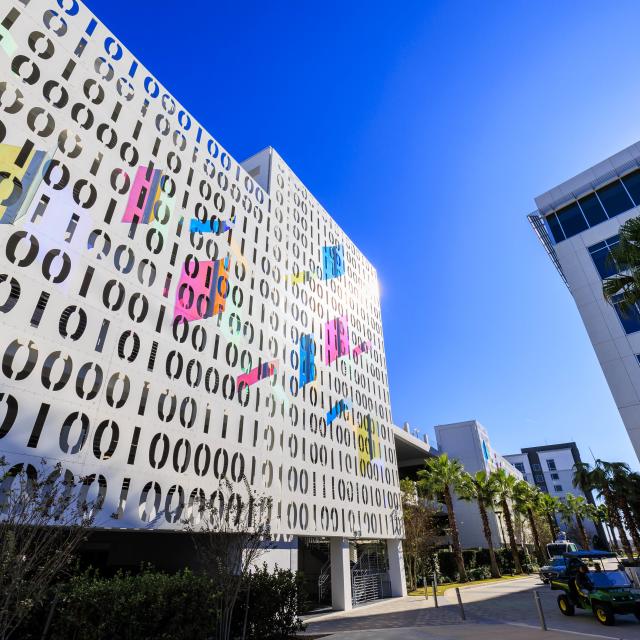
435 420 522 549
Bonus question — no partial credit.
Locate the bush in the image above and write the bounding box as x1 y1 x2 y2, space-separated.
232 566 307 639
467 566 491 581
495 547 530 574
437 551 457 580
475 548 492 567
19 565 308 640
48 567 219 640
462 549 477 570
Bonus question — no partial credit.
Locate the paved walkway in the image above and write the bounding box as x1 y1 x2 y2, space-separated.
302 576 640 639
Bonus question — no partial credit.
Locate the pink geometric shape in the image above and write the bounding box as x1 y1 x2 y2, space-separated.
325 315 350 365
237 360 277 388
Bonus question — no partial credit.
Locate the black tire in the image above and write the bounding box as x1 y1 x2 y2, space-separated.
593 603 615 626
634 607 640 621
558 594 575 616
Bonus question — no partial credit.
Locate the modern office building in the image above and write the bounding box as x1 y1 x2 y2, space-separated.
529 142 640 462
0 0 405 610
504 443 602 542
435 420 524 548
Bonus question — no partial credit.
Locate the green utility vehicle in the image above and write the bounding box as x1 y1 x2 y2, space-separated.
551 550 640 626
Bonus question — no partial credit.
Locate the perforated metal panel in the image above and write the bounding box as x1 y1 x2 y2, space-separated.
0 0 402 538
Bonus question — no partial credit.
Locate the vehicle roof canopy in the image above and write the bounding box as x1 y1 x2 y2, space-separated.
562 550 616 559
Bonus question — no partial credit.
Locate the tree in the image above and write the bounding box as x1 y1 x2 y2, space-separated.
562 494 590 550
400 479 440 591
417 454 468 582
574 460 633 558
183 478 273 640
538 493 561 541
0 457 101 640
606 461 640 555
592 503 614 550
492 469 522 574
458 471 501 578
602 216 640 313
513 481 545 565
627 472 640 531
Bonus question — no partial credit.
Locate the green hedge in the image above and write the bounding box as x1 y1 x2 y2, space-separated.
432 548 536 582
49 568 219 640
233 565 307 639
18 566 307 640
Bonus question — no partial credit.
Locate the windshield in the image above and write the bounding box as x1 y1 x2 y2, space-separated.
589 571 632 588
548 543 577 557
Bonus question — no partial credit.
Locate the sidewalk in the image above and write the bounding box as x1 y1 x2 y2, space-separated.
300 622 617 639
300 577 637 639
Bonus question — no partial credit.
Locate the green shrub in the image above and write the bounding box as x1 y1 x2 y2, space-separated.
232 565 307 639
462 549 477 570
495 547 530 574
467 566 491 581
475 548 492 567
49 567 219 640
437 551 457 579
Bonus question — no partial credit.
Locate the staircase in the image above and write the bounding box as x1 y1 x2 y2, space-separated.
317 560 331 603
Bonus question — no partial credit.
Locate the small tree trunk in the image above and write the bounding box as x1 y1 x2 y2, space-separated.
477 497 501 578
501 499 522 574
604 491 633 558
527 508 544 565
444 487 468 582
575 515 589 550
546 513 558 541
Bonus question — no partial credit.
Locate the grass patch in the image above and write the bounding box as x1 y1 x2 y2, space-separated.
408 574 529 596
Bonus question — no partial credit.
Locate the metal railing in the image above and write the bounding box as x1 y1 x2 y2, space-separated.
318 560 331 603
350 550 390 606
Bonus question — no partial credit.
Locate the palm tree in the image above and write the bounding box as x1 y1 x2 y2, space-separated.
458 471 501 578
513 481 545 565
417 454 468 582
577 461 633 558
593 502 615 550
538 493 561 540
602 216 640 312
492 469 522 574
627 472 640 529
563 494 590 550
606 461 640 555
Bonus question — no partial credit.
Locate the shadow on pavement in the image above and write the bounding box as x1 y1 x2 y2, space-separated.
304 579 640 639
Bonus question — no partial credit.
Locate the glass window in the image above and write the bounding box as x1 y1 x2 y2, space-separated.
514 462 525 474
597 180 633 218
578 193 607 226
546 213 565 243
546 459 557 471
613 295 640 334
556 202 588 238
532 463 542 472
588 235 620 279
622 169 640 205
551 472 559 480
554 484 563 492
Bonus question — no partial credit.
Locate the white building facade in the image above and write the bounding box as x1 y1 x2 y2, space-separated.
0 0 405 609
529 142 640 462
504 443 603 543
435 420 523 548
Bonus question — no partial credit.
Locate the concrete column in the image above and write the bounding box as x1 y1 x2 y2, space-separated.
387 539 407 597
330 537 352 611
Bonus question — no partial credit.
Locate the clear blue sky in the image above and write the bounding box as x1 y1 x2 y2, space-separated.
91 0 640 469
